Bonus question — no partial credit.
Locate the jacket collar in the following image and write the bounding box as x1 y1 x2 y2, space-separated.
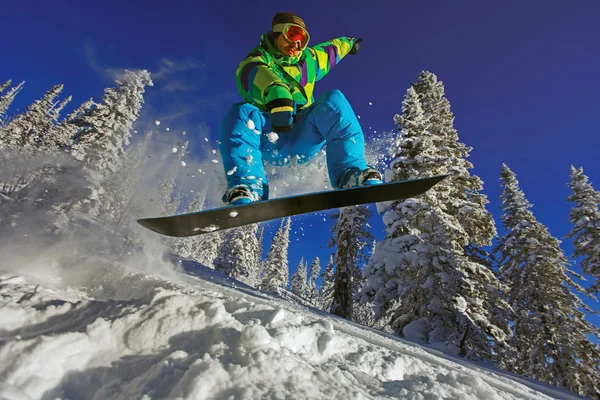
260 33 302 66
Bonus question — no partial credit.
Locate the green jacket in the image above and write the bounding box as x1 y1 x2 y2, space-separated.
236 33 358 112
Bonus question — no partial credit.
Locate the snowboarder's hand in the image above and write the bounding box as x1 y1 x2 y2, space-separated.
349 38 362 55
270 109 294 133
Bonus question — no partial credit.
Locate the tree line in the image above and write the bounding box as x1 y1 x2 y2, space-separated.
1 70 599 398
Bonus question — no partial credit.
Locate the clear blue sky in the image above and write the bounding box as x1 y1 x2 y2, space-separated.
3 1 600 324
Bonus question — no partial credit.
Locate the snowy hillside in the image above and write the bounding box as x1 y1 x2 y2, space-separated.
0 260 582 400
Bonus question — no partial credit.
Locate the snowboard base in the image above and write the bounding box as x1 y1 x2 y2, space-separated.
138 175 447 237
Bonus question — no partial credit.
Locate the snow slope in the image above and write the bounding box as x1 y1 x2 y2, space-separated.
0 260 583 400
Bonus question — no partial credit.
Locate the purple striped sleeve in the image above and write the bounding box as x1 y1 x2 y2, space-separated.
299 60 308 86
240 62 264 92
323 45 338 71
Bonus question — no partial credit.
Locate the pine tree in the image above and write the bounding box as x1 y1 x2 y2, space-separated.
0 83 86 235
0 81 24 123
158 140 189 217
68 70 153 217
257 224 265 260
361 74 509 361
567 166 600 295
171 180 221 268
330 205 373 319
0 80 10 95
193 231 223 269
495 164 600 397
214 224 261 286
54 98 96 149
189 180 223 268
68 70 153 179
290 258 308 298
319 255 335 311
2 84 66 151
307 256 321 305
412 71 497 254
259 217 291 292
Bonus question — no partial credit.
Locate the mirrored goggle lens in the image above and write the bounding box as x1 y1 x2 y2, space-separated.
285 25 309 47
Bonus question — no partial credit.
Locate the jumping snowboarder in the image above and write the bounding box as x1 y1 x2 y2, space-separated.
138 12 447 237
219 12 383 205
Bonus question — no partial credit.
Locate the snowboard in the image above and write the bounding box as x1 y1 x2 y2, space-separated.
137 174 448 238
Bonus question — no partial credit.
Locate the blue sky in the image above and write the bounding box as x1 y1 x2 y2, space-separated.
3 1 600 323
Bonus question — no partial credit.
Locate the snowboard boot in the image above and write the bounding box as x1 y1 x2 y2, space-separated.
224 185 257 205
340 167 384 189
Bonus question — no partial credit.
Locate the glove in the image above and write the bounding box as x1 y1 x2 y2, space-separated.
265 85 295 132
349 38 362 55
270 109 294 133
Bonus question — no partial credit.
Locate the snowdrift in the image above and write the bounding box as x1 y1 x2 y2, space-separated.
0 260 582 400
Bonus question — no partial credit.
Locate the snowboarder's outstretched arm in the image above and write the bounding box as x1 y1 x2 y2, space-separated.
309 37 361 81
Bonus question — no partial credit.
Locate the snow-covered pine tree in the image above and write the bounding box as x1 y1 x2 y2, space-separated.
412 71 498 263
0 84 86 234
290 257 308 298
259 217 291 292
194 231 223 269
2 84 67 151
353 240 385 329
68 70 153 180
495 164 600 397
330 205 373 319
307 256 321 305
361 75 509 361
170 180 223 268
214 224 261 286
255 224 265 279
257 224 265 259
54 98 96 149
0 81 24 123
319 255 335 311
171 182 206 258
0 80 10 95
49 96 72 124
68 70 153 217
567 165 600 295
158 140 189 217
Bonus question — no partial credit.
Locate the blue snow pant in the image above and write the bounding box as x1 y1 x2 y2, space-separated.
218 89 368 200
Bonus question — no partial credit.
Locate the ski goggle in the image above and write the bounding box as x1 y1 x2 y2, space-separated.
272 23 310 50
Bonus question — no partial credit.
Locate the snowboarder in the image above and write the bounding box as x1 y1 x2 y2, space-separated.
219 12 383 205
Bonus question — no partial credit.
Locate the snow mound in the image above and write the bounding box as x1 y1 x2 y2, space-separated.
0 269 576 400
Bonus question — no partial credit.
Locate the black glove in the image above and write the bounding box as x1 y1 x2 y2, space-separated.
349 38 362 55
270 108 294 133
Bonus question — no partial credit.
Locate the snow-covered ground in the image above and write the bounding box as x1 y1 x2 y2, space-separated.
0 258 583 400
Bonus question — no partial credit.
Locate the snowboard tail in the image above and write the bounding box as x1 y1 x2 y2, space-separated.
138 175 448 238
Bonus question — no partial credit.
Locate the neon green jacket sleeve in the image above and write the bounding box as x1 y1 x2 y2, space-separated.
309 37 357 81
